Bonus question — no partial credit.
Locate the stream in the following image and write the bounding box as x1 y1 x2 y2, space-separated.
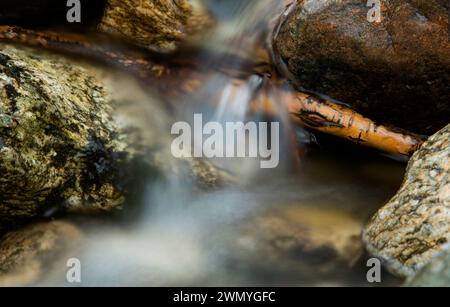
34 0 406 286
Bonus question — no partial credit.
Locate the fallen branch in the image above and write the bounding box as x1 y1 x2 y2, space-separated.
266 3 426 158
280 89 425 157
0 26 426 158
0 26 169 78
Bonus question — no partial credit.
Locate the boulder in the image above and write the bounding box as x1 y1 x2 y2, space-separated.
99 0 213 52
0 43 144 227
363 124 450 277
274 0 450 135
0 43 232 229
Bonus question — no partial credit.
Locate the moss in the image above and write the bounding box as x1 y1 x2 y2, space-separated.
0 43 140 227
0 41 235 229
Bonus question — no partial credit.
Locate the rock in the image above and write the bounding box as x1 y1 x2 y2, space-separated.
274 0 450 135
0 221 82 286
99 0 213 52
406 248 450 287
0 43 151 227
0 42 234 228
235 205 364 283
363 124 450 277
178 158 237 190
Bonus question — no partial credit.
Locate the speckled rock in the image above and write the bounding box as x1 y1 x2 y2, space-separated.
99 0 213 52
363 124 450 277
0 221 82 286
274 0 450 135
406 247 450 287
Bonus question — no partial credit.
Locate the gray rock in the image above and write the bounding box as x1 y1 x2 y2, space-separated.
274 0 450 135
363 124 450 277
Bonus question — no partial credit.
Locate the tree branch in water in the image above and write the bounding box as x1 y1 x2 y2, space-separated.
0 26 425 158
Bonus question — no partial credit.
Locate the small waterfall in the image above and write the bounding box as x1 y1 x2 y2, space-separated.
173 0 295 177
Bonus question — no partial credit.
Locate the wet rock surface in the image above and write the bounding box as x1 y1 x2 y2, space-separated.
0 43 142 226
99 0 212 52
0 221 82 286
0 42 234 228
274 0 450 135
363 124 450 277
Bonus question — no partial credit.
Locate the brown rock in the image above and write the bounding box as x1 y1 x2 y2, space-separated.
99 0 213 52
363 124 450 277
274 0 450 135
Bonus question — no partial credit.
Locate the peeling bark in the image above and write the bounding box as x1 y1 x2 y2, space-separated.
280 89 425 158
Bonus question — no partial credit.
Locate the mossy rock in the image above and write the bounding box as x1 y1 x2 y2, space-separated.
0 42 234 229
0 43 152 227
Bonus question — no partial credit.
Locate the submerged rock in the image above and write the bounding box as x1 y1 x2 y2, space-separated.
0 221 82 286
274 0 450 135
99 0 213 52
363 124 450 277
235 205 365 285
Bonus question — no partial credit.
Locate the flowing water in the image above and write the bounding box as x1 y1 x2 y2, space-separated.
36 0 405 286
